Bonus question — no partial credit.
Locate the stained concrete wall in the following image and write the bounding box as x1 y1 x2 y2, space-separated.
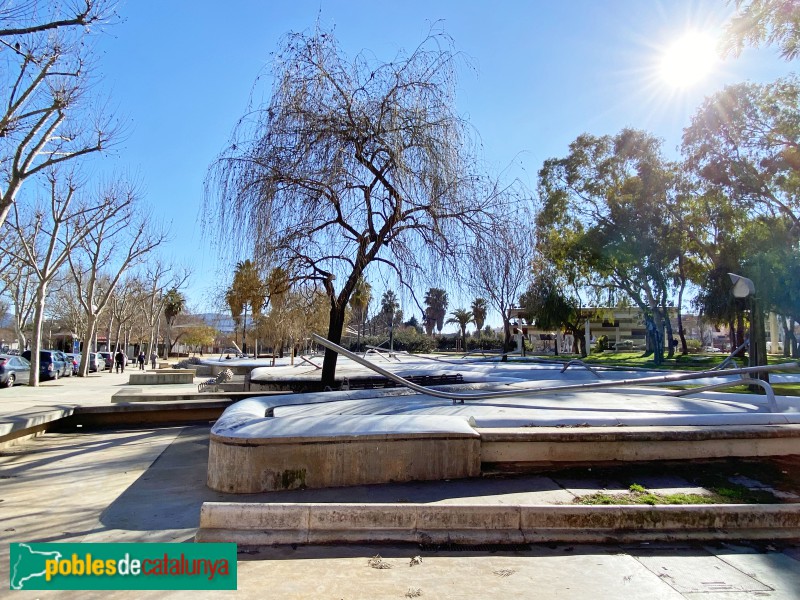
480 425 800 466
207 434 481 493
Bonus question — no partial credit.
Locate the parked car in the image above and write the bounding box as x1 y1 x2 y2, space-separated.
73 352 105 373
64 353 79 376
0 354 31 387
704 346 721 353
21 350 66 381
53 350 72 377
98 351 114 371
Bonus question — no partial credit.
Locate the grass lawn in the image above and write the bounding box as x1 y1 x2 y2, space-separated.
545 351 800 395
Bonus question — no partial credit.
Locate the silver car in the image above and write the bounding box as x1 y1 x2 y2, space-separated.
74 352 106 372
0 354 31 387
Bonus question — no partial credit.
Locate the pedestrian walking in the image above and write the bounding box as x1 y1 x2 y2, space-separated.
115 349 125 373
150 351 157 370
137 352 145 370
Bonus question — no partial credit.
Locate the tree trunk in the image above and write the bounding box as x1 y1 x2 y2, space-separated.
677 257 688 354
665 313 675 359
78 313 99 377
27 289 47 386
782 319 792 357
321 303 346 388
502 318 512 352
748 299 768 384
574 330 587 357
105 316 113 353
735 312 746 357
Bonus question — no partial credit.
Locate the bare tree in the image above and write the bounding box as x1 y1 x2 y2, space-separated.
0 1 117 228
47 274 86 350
5 170 109 384
0 257 37 349
466 200 534 352
206 27 500 385
108 277 139 356
67 180 167 376
135 261 190 361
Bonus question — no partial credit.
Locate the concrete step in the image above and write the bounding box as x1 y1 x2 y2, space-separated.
195 502 800 545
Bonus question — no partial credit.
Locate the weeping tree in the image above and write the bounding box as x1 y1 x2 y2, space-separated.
206 27 499 386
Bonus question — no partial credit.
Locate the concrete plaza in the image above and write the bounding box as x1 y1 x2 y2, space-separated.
1 360 799 598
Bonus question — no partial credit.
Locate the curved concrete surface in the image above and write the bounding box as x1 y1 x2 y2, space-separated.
207 355 800 492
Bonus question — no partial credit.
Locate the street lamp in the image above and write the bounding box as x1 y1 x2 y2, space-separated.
728 273 768 383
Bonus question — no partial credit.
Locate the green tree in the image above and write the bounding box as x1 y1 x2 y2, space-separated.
348 276 372 349
424 288 449 335
225 259 266 355
206 27 499 386
380 290 400 334
537 129 679 364
724 0 800 60
182 325 218 355
682 77 800 232
470 297 488 335
446 308 473 351
163 288 186 356
683 77 800 365
519 267 587 357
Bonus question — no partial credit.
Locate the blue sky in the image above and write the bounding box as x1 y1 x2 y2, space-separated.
88 1 794 327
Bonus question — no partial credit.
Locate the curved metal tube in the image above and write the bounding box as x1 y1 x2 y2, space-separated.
559 360 602 379
670 377 779 412
312 333 799 402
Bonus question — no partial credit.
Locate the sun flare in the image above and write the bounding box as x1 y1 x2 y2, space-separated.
659 31 718 88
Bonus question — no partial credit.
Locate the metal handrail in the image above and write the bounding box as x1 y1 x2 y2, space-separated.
312 333 799 404
298 355 322 370
711 340 749 371
559 359 602 379
670 375 779 412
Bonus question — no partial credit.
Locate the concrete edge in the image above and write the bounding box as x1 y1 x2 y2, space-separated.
195 502 800 545
0 406 76 448
478 424 800 442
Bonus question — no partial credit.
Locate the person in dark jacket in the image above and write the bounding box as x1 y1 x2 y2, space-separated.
115 350 125 373
137 352 145 370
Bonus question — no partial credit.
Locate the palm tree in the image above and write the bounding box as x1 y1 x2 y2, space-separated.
380 290 400 334
424 287 448 334
163 288 186 357
226 259 266 355
349 277 372 349
447 308 473 352
471 297 487 335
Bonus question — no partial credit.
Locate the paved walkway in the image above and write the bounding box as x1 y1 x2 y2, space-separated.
0 368 203 416
1 424 799 598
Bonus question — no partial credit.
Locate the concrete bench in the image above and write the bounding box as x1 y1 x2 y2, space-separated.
208 398 479 492
127 372 194 385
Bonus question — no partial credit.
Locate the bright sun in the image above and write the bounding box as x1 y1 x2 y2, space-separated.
659 31 719 88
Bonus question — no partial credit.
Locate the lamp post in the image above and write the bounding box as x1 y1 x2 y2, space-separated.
728 273 768 383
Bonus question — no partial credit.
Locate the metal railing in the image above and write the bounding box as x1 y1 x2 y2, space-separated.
311 333 798 410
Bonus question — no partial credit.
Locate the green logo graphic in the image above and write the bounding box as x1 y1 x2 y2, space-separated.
9 543 237 590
